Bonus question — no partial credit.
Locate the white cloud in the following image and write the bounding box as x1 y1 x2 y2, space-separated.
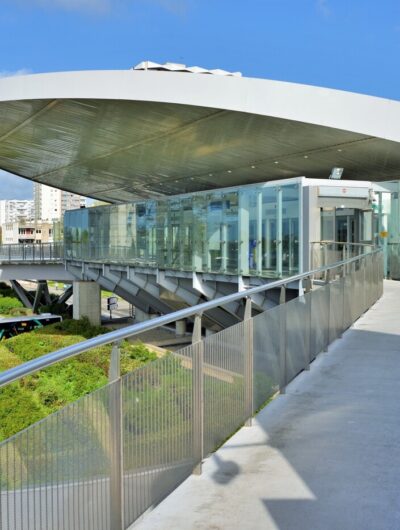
316 0 331 17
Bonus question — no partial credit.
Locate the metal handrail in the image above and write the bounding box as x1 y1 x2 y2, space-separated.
0 241 64 262
0 249 381 389
310 240 375 247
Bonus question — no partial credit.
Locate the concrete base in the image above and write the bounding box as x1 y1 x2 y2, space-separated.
72 281 101 326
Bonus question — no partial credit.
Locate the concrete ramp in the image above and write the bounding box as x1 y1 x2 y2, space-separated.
133 280 400 530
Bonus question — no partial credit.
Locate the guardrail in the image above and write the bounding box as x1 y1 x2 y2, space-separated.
0 242 64 262
310 241 375 274
0 249 384 530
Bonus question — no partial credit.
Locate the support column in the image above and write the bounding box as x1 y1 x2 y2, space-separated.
176 320 187 337
72 281 101 326
133 307 152 323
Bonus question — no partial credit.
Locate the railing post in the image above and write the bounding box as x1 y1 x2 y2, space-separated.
244 297 254 426
279 285 287 394
192 314 204 475
303 276 312 370
108 341 124 530
325 269 331 350
362 256 367 313
341 262 347 333
323 244 328 279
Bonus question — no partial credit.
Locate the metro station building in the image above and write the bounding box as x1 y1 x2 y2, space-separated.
1 63 400 326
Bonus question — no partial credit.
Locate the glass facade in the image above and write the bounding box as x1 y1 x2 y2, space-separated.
64 180 302 278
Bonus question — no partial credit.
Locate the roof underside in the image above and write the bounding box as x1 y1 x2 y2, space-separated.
1 97 400 203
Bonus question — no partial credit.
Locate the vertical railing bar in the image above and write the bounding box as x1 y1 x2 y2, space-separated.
26 428 30 530
108 341 123 530
136 372 143 514
40 423 45 530
244 298 254 425
325 269 331 350
89 396 93 530
74 403 79 530
60 412 64 530
279 285 287 394
138 368 143 517
45 421 49 530
13 439 17 530
85 399 88 530
192 314 204 475
304 276 312 370
103 389 107 530
145 364 149 514
6 442 9 530
78 402 83 530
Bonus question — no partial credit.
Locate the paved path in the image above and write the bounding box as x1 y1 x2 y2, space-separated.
133 280 400 530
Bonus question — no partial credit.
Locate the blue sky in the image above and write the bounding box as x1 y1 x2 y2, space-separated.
1 0 400 199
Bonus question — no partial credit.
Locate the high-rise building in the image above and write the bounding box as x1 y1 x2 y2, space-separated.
33 183 86 221
0 199 34 225
2 220 53 244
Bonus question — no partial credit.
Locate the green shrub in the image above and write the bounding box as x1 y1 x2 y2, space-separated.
0 385 47 440
39 316 108 339
7 307 32 317
0 296 23 314
0 318 157 441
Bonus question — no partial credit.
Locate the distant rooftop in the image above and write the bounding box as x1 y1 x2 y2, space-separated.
133 60 242 77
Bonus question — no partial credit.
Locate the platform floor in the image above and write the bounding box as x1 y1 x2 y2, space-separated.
133 280 400 530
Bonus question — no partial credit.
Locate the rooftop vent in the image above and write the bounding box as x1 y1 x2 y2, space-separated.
133 61 242 77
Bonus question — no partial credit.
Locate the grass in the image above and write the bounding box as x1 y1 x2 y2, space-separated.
0 317 157 441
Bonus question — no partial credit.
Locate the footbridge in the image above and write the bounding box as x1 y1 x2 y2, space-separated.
136 277 400 530
0 248 385 530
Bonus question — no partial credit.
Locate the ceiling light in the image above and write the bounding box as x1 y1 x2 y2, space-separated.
274 161 279 165
329 167 344 180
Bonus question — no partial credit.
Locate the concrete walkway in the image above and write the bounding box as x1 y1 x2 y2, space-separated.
133 281 400 530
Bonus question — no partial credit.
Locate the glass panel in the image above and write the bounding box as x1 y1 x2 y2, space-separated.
64 180 301 278
248 188 259 275
223 190 239 274
168 198 182 270
262 186 278 276
282 184 300 275
321 208 335 241
205 192 223 273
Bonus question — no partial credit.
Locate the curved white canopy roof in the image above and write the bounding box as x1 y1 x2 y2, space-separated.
1 70 400 202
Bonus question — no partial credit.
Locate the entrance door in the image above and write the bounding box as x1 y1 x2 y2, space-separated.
335 209 357 243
